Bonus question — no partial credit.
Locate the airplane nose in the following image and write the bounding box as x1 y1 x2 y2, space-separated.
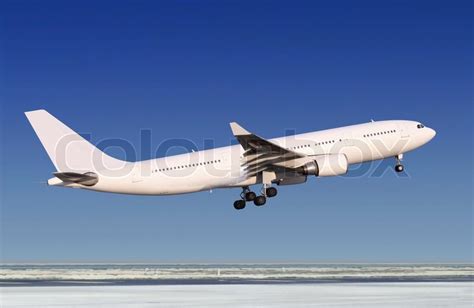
426 127 436 141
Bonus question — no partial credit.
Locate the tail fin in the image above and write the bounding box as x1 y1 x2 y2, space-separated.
25 109 125 173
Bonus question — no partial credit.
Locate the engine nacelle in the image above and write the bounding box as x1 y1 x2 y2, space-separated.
299 154 348 177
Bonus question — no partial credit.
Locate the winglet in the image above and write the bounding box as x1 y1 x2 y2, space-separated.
230 122 251 136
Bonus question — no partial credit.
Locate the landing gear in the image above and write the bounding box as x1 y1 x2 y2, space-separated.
234 185 278 209
240 186 256 201
395 154 404 173
234 187 256 210
252 185 277 206
253 195 266 206
266 187 278 198
245 191 256 201
233 199 246 210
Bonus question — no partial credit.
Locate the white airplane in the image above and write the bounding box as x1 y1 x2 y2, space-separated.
25 110 436 210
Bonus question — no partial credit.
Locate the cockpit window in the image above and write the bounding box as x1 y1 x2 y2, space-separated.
417 124 425 129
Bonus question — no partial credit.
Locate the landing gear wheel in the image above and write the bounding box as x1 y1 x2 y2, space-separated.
233 200 246 210
244 191 256 201
266 187 278 198
254 195 267 206
395 164 404 173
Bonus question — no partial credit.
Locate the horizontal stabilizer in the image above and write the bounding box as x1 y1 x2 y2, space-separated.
53 172 99 186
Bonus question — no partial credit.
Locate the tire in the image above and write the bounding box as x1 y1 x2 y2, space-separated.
245 191 257 201
266 187 278 198
233 200 246 210
254 195 266 206
395 164 404 173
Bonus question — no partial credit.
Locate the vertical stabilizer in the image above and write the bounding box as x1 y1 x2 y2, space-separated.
25 109 125 173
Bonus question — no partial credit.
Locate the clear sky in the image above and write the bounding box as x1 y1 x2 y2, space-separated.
1 0 472 263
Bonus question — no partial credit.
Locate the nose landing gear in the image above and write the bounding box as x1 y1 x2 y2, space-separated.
395 154 404 173
395 164 404 173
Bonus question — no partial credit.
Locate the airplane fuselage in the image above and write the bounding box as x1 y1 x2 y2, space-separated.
76 120 435 195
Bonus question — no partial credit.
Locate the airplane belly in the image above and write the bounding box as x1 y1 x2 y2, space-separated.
129 171 233 195
341 136 400 165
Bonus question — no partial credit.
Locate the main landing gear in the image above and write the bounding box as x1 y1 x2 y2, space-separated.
233 199 246 210
233 186 278 210
395 154 404 173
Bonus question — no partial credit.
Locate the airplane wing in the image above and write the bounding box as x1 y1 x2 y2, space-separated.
230 122 306 176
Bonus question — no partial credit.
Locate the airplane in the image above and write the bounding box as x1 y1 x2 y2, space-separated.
25 110 436 210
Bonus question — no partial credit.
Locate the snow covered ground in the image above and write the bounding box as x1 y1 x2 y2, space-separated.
1 264 472 281
1 282 473 307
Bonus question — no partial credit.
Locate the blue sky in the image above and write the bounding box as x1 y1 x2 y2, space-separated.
1 0 472 263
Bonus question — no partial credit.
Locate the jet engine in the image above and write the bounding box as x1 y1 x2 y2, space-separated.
299 153 348 177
